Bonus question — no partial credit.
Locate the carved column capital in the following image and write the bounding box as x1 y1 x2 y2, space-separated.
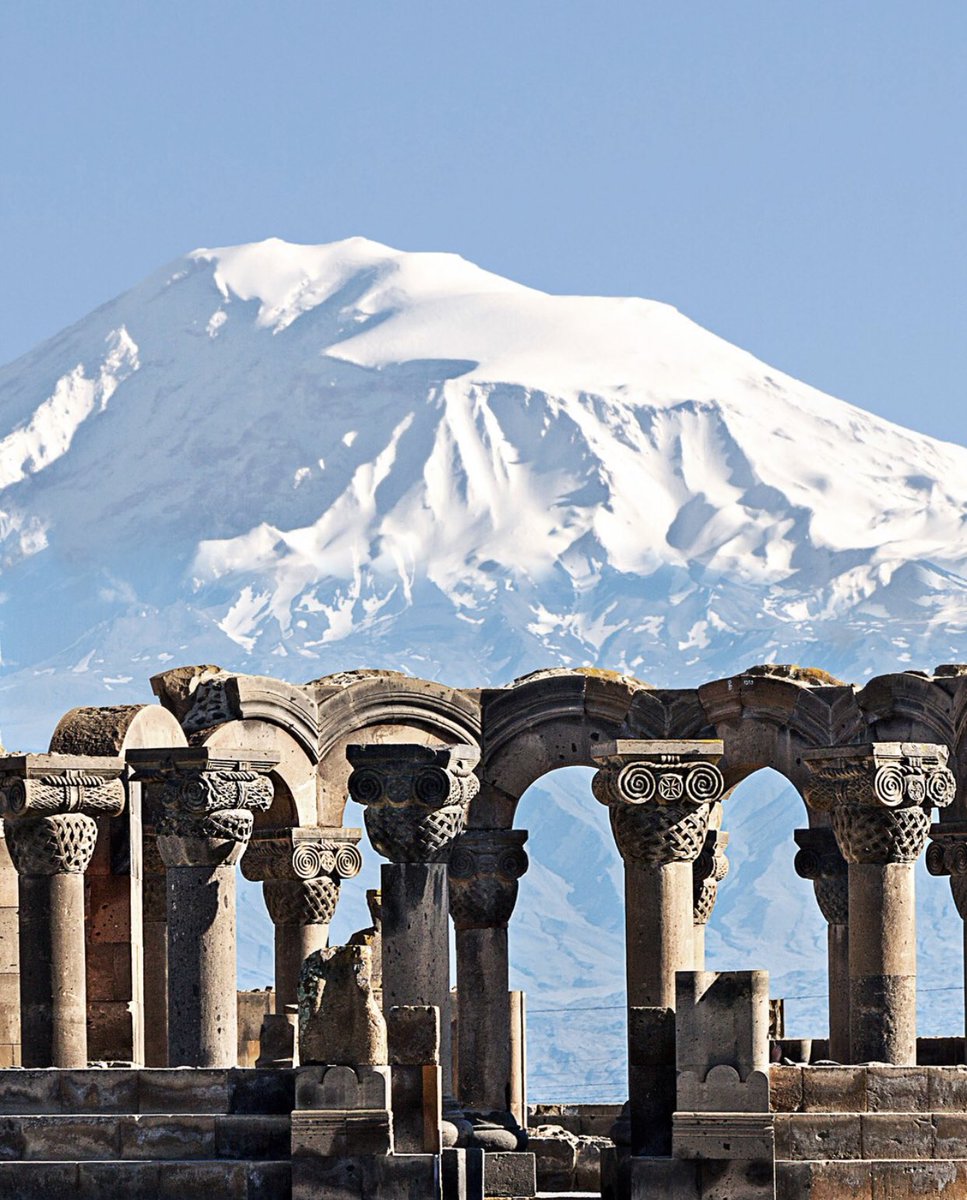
802 743 955 865
794 826 848 925
241 825 364 928
129 747 278 868
591 739 725 865
346 742 480 863
0 754 125 876
448 829 529 930
692 830 729 926
926 821 967 919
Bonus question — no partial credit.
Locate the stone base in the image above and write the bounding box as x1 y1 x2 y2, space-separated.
291 1108 393 1158
483 1150 536 1197
292 1151 439 1200
673 1112 775 1160
630 1157 774 1199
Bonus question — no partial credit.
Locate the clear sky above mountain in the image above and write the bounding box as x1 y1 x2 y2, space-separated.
2 2 965 444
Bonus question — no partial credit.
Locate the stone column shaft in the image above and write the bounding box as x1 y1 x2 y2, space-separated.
129 747 278 1069
593 739 725 1156
927 820 967 1055
804 742 955 1066
0 755 125 1070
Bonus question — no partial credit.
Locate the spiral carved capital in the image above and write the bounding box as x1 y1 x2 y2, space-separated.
926 824 967 920
448 829 529 929
347 742 480 863
803 744 954 865
592 741 725 866
793 827 849 925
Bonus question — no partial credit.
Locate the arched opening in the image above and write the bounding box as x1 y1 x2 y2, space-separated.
510 766 626 1105
707 767 827 1044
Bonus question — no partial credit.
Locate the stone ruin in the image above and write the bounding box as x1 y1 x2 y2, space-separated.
1 662 967 1196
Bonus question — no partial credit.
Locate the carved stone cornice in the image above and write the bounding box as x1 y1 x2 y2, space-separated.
927 820 967 919
793 826 848 925
0 754 125 876
802 743 956 865
448 829 529 930
128 747 278 868
692 830 729 927
591 740 725 866
241 825 364 928
346 743 480 863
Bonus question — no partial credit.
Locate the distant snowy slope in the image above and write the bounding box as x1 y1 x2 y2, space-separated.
1 237 966 1097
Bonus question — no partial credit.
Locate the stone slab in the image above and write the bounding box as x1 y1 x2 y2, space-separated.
292 1151 440 1200
388 1004 440 1066
138 1068 232 1114
866 1068 929 1113
927 1066 967 1112
0 1162 79 1200
21 1114 121 1160
801 1066 867 1113
774 1113 862 1161
229 1068 297 1115
770 1066 803 1114
933 1112 967 1159
672 1113 774 1161
628 1155 699 1200
215 1114 290 1160
119 1113 216 1160
483 1150 536 1197
861 1113 935 1160
775 1159 873 1200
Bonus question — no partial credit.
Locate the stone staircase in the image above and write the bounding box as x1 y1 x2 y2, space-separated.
0 1067 295 1199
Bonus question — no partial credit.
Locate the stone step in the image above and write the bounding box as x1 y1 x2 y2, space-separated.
0 1068 295 1116
0 1158 289 1199
776 1158 967 1198
0 1113 290 1161
774 1111 967 1162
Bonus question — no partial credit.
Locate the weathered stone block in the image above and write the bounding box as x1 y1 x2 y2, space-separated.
290 1108 393 1158
698 1158 776 1200
927 1066 967 1112
299 945 386 1067
869 1159 967 1200
138 1068 231 1113
150 1159 248 1199
672 1112 774 1161
60 1068 139 1112
0 1163 79 1200
773 1113 862 1161
801 1065 867 1112
770 1065 804 1113
0 1069 60 1113
574 1134 611 1192
295 1064 390 1111
866 1067 929 1113
528 1125 577 1190
0 1115 25 1160
933 1112 967 1159
119 1113 216 1159
21 1113 121 1160
229 1067 297 1115
483 1150 536 1198
628 1155 699 1200
292 1151 440 1200
775 1159 873 1200
247 1160 292 1200
215 1113 290 1159
861 1113 936 1160
388 1004 440 1066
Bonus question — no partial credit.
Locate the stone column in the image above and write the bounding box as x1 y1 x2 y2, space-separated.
448 828 529 1116
803 742 955 1065
347 742 479 1140
141 830 169 1066
794 826 850 1063
692 829 729 969
129 747 278 1067
241 827 363 1008
592 739 725 1156
0 755 125 1068
926 819 967 1054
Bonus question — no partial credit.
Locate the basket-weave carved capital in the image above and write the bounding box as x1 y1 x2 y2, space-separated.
692 830 729 927
0 754 125 876
448 829 529 930
263 877 340 926
802 744 955 865
794 826 848 925
926 822 967 920
347 742 480 863
129 747 278 868
591 740 725 865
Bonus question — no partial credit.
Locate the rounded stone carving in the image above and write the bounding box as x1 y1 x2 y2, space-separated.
831 802 930 864
264 877 339 926
6 813 99 875
292 842 337 879
610 801 711 866
448 835 529 929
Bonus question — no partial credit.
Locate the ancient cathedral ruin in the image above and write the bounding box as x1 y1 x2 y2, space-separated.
2 662 967 1198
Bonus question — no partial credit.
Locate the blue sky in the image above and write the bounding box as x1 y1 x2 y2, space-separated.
2 2 965 443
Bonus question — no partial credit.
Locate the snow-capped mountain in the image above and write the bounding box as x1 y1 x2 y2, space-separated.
1 237 965 1097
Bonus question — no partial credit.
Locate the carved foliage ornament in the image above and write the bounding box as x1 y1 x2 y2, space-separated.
347 743 480 863
448 830 529 930
592 752 726 866
803 745 956 865
692 830 729 927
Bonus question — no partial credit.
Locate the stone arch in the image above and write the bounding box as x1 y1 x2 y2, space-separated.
476 668 648 828
312 671 481 826
698 665 863 803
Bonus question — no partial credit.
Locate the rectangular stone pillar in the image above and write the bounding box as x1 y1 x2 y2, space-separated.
381 861 454 1085
388 1004 442 1153
0 827 20 1067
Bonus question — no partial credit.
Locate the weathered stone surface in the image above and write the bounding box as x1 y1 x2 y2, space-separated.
137 1067 232 1114
861 1113 936 1160
627 1155 700 1200
773 1112 862 1161
119 1112 216 1159
866 1067 929 1113
528 1124 578 1191
292 1151 439 1200
290 1107 393 1158
388 1004 440 1066
870 1159 967 1200
483 1150 537 1198
295 1064 391 1111
801 1065 868 1113
774 1159 873 1200
672 1112 774 1161
298 944 386 1067
770 1065 804 1113
927 1066 967 1112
